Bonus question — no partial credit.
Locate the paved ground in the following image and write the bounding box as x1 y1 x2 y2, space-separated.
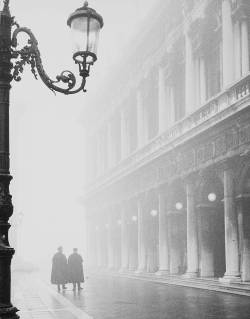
12 271 250 319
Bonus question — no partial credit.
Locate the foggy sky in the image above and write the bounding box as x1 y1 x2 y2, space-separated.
7 0 156 266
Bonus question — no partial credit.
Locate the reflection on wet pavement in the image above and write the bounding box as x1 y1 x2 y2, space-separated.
13 272 250 319
61 274 250 319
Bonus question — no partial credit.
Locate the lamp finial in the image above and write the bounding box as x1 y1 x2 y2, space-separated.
84 1 89 7
3 0 10 15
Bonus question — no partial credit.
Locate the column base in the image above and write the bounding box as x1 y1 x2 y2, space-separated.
0 306 19 319
200 273 214 278
155 270 169 276
135 268 146 274
219 274 241 284
182 271 198 279
119 267 129 273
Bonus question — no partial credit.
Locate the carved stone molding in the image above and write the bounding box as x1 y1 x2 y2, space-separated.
188 6 221 56
231 0 250 21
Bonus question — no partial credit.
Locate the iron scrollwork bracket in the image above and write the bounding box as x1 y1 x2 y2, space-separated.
11 25 89 95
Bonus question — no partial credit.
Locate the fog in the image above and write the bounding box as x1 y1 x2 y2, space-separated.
7 0 156 269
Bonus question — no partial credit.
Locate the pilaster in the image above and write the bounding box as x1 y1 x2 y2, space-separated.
185 30 195 114
136 194 146 273
156 187 169 275
183 177 199 278
222 0 234 87
136 90 145 148
158 67 167 133
120 108 128 159
120 204 129 272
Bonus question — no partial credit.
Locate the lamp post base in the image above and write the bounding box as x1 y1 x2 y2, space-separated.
0 306 19 319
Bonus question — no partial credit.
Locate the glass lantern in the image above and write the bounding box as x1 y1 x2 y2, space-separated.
67 1 104 65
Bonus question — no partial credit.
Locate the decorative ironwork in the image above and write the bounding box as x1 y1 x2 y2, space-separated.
11 27 90 94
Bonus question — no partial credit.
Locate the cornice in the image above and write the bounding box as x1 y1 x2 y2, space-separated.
84 74 250 201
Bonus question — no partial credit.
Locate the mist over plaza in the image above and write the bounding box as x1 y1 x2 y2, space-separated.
1 1 250 319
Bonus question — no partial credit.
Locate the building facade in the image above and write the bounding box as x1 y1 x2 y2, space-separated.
84 0 250 282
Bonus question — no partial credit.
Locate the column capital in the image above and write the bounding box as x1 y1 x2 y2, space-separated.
157 184 169 196
135 192 146 203
219 158 237 172
231 0 250 22
183 172 198 187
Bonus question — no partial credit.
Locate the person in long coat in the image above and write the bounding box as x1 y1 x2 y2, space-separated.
51 246 68 291
68 248 84 291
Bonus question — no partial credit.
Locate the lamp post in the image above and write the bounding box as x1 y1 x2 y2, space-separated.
0 0 103 317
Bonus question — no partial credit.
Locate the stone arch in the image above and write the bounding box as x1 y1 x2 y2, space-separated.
197 169 223 205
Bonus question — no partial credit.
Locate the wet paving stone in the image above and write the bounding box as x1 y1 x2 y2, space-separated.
62 274 250 319
12 271 250 319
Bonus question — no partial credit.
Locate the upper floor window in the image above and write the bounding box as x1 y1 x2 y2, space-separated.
205 42 222 99
142 68 159 140
127 95 137 152
173 61 185 121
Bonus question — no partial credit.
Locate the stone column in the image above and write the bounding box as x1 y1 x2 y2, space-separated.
107 209 115 269
85 217 91 268
107 121 114 169
158 67 167 133
222 0 234 87
198 205 215 277
136 91 145 148
168 86 175 125
241 18 250 75
221 164 240 282
96 131 102 176
199 57 206 104
88 219 97 268
185 31 195 114
184 180 199 278
120 108 128 159
100 223 108 268
136 196 146 272
168 213 182 274
242 237 250 282
120 205 129 272
94 225 102 268
237 197 250 281
129 216 138 271
96 225 102 268
156 189 169 275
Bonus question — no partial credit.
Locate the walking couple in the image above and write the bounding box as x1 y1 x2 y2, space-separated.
51 246 84 292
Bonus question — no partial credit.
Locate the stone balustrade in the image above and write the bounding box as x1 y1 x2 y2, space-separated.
85 73 250 195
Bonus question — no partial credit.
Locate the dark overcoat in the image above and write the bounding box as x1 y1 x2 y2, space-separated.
67 253 84 283
51 252 68 285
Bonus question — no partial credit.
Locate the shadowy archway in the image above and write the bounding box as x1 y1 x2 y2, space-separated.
198 171 225 278
168 181 187 275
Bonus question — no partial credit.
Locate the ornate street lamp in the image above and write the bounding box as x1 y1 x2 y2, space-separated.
0 1 103 318
150 209 158 217
12 1 104 94
175 202 183 211
132 215 138 222
208 192 217 202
